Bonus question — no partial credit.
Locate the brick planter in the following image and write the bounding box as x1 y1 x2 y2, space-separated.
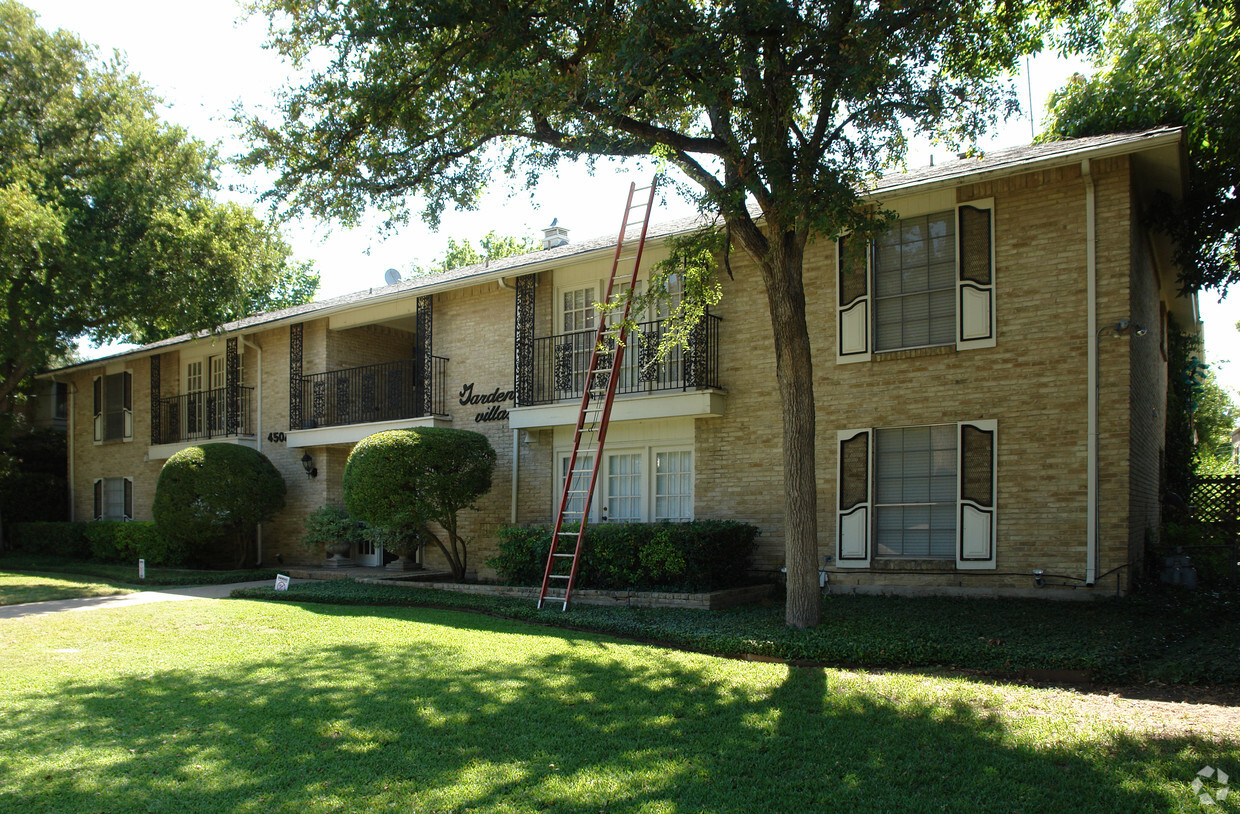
355 578 774 610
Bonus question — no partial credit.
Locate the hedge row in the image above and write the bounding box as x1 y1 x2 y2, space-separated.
487 521 759 591
7 522 184 566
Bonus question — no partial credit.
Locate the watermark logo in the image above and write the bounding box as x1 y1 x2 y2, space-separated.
1192 766 1230 807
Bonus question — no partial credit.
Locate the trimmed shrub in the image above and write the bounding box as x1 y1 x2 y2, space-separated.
344 428 495 580
153 444 286 568
488 521 759 591
8 522 90 558
82 521 184 566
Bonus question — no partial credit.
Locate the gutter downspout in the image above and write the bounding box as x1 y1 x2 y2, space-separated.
242 336 263 564
1084 159 1099 587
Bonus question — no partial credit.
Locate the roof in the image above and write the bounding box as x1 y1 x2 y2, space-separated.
45 127 1183 376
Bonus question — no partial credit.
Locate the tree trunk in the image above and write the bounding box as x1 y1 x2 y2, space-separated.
759 237 821 629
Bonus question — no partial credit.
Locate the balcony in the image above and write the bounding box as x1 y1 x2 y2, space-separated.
287 356 449 448
510 315 725 429
154 387 255 445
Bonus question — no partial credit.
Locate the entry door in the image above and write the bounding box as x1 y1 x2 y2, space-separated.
209 355 226 434
356 535 381 566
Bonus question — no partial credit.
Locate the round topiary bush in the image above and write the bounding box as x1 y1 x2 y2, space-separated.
343 427 495 580
153 443 286 568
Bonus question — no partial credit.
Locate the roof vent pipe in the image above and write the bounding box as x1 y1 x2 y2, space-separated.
542 218 569 249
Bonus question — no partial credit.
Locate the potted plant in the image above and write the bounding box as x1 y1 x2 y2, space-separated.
302 504 364 568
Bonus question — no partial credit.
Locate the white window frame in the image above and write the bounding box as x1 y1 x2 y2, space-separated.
92 371 133 443
836 198 996 363
554 445 695 524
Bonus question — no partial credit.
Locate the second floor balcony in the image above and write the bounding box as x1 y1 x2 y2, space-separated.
154 387 255 445
297 356 448 431
519 315 722 407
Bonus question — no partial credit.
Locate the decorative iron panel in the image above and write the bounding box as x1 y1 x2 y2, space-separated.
514 274 536 406
149 354 161 445
289 323 304 430
225 338 240 435
553 341 573 393
416 295 433 415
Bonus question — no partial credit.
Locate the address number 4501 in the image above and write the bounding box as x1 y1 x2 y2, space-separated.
267 432 287 443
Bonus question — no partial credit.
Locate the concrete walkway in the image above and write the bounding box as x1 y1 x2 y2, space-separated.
0 580 276 621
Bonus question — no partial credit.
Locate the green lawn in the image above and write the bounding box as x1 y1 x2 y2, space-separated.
1 598 1235 813
0 571 134 605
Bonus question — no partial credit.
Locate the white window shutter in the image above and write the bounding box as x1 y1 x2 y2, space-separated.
836 428 871 567
836 235 871 363
956 200 996 350
956 420 997 569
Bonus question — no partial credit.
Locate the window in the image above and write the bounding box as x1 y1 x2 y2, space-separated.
837 200 995 362
837 421 996 569
92 371 132 442
556 447 694 524
654 450 693 521
875 425 957 558
562 286 596 333
93 477 133 521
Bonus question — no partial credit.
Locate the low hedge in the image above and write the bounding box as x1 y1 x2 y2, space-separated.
487 520 759 591
9 522 184 566
7 522 90 559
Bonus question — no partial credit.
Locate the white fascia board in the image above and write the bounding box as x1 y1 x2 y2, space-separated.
286 415 453 449
508 390 726 430
147 436 257 462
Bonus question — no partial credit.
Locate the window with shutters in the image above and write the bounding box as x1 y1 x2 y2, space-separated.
93 477 133 520
837 420 997 569
837 199 995 362
92 371 133 442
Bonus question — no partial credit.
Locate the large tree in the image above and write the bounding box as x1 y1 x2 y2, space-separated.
245 0 1078 627
1044 0 1240 294
0 1 318 403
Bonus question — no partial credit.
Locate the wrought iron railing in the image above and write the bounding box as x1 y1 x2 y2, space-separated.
521 314 721 406
297 356 447 430
155 387 254 444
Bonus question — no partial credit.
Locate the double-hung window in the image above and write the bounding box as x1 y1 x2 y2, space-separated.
837 200 996 362
93 477 133 521
837 421 997 569
92 371 133 442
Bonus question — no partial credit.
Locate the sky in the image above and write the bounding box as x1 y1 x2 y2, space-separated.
23 0 1239 397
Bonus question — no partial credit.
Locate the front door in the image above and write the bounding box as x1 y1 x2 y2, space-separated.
355 535 382 566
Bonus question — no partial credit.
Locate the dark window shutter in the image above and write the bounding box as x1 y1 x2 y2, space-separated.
93 480 102 521
93 377 101 417
123 478 133 520
122 371 132 411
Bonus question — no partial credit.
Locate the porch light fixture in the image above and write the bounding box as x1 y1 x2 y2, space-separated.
1098 318 1148 338
301 452 318 479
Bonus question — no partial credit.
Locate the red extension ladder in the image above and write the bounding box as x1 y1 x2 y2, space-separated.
537 180 659 610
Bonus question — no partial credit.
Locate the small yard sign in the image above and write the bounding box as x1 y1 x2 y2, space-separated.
138 559 145 580
274 574 290 591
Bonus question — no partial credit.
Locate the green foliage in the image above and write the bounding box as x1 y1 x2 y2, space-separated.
0 428 67 525
300 504 364 553
244 0 1091 629
80 522 184 567
488 520 759 591
1044 0 1240 293
0 552 279 585
236 580 1240 686
410 230 538 277
152 444 286 568
0 1 317 400
1164 320 1238 490
7 522 89 558
343 428 496 578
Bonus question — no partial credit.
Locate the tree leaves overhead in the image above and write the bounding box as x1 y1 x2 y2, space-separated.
1044 0 1240 294
0 1 319 400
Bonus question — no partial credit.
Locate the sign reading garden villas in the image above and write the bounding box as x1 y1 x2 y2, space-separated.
459 382 515 423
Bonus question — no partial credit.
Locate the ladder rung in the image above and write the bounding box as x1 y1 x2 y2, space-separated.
549 574 571 580
553 552 576 558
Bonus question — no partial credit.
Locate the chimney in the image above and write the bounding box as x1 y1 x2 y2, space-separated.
542 218 569 249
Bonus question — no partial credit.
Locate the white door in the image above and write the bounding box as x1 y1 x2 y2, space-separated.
355 535 381 566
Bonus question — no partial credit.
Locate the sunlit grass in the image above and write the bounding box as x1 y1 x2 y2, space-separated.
0 599 1235 813
0 571 133 605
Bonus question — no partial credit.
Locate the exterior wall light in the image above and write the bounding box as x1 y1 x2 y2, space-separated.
301 452 318 479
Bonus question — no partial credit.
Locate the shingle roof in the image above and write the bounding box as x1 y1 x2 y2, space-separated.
48 127 1181 374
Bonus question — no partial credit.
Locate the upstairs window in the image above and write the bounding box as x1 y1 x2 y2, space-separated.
93 371 132 442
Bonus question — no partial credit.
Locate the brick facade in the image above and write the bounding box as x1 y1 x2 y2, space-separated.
49 133 1195 597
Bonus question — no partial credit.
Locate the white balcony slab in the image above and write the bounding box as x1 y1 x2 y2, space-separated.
508 389 725 430
147 436 257 462
286 415 453 448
